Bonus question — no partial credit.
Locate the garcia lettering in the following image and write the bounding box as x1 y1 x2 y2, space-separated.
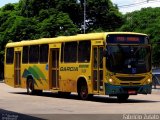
60 67 78 71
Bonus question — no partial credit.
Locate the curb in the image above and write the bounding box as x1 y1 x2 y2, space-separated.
152 88 160 94
0 80 4 83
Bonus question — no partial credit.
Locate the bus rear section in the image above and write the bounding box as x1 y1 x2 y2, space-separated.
4 47 22 88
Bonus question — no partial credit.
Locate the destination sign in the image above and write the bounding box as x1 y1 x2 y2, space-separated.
107 34 149 44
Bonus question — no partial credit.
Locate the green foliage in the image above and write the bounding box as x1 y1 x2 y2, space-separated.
80 0 124 32
19 0 55 17
37 9 79 38
2 3 15 11
18 0 123 32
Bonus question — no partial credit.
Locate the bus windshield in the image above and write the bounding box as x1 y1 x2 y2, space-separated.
106 45 151 74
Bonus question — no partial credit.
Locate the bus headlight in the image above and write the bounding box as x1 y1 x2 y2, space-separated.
147 78 151 83
109 78 113 83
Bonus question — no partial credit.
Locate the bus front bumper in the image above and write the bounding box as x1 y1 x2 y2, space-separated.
105 83 152 96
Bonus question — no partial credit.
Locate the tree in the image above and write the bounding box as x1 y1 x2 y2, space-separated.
18 0 124 33
36 9 79 38
2 3 15 11
79 0 124 32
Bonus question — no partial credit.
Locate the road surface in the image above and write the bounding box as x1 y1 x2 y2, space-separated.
0 82 160 120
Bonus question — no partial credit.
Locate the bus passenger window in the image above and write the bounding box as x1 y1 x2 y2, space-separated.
64 42 77 62
40 44 48 63
22 46 29 63
29 45 39 63
78 41 91 62
6 47 14 64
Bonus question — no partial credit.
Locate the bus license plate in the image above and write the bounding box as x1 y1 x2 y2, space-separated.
128 90 136 94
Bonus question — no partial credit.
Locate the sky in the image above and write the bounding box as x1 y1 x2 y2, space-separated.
0 0 19 7
111 0 160 14
0 0 160 14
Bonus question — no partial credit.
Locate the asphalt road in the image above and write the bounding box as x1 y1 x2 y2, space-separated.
0 82 160 120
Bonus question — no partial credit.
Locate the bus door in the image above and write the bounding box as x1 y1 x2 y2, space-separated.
49 44 60 90
14 50 21 87
92 41 104 93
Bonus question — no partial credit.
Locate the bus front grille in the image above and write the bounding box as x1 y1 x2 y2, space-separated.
117 76 145 81
120 83 141 85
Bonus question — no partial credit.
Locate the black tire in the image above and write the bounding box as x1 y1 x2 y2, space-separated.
78 82 89 100
117 94 129 102
36 90 43 95
88 94 93 99
58 92 71 97
27 79 35 95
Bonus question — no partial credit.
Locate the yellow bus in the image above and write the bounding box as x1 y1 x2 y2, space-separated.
4 32 152 101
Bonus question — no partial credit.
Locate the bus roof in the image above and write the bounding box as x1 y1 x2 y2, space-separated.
6 32 147 47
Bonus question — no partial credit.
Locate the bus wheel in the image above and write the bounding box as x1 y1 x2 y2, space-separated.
27 79 35 95
36 90 43 95
78 82 89 100
58 92 71 97
117 94 129 102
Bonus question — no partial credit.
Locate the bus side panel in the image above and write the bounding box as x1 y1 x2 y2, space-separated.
59 64 78 92
59 63 92 93
33 64 49 90
21 64 49 90
5 64 15 87
20 64 29 89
